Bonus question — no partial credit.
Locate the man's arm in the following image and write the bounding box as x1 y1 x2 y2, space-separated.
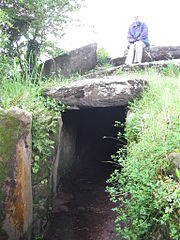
138 22 148 40
127 26 136 43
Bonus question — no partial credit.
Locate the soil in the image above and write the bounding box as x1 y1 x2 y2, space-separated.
45 162 118 240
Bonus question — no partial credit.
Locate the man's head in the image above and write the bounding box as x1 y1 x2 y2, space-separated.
134 16 140 22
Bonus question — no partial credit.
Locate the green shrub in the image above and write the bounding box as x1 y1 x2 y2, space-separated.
116 68 123 75
97 47 109 66
107 69 180 239
161 64 180 77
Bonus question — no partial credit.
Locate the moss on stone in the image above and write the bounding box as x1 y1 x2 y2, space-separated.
0 111 27 234
0 112 20 187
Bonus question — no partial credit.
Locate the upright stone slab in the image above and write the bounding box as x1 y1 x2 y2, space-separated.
53 117 63 195
0 107 33 240
42 43 97 77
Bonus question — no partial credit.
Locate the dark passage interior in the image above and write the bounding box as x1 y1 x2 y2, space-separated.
70 106 127 178
45 106 127 240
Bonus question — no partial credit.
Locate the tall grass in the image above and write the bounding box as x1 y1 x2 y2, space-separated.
107 66 180 240
0 60 43 109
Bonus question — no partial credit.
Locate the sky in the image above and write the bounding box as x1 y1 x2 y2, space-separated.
57 0 180 57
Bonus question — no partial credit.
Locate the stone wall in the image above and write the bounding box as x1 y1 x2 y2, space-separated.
56 113 78 186
0 108 33 240
53 117 63 195
42 43 97 78
111 46 180 66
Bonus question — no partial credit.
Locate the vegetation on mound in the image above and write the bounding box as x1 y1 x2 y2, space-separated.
107 66 180 239
0 61 66 234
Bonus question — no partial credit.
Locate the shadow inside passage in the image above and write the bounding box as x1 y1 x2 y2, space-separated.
45 106 127 240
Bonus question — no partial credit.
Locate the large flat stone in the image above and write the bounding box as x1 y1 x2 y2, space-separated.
44 76 146 109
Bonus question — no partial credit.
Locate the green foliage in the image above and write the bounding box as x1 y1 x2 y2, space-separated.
116 67 123 75
161 64 180 77
0 54 11 85
107 69 180 239
97 47 110 66
33 234 44 240
176 168 180 182
0 10 12 80
0 61 65 182
0 0 82 68
41 40 68 59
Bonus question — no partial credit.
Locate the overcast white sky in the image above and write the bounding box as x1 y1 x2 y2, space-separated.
57 0 180 57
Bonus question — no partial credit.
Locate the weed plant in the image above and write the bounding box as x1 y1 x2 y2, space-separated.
107 65 180 239
97 47 111 67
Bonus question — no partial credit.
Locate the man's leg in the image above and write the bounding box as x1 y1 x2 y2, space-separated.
125 44 135 65
134 41 146 63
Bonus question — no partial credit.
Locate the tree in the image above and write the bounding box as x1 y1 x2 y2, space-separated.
0 9 12 81
0 0 82 69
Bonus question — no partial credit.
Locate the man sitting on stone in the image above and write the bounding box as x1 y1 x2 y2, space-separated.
125 16 150 65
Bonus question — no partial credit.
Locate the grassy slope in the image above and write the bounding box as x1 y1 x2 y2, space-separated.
107 66 180 240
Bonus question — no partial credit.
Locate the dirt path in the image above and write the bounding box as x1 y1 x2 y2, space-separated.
45 163 117 240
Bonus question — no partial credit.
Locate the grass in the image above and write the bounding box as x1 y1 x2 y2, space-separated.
107 65 180 240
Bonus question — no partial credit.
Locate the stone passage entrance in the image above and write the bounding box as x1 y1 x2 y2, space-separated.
45 106 127 240
43 75 146 239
